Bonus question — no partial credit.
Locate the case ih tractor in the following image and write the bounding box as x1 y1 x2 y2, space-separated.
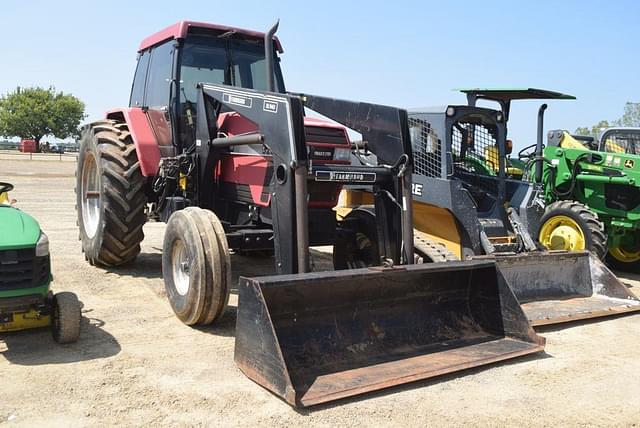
76 21 545 407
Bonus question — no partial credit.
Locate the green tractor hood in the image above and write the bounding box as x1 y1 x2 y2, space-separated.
0 205 41 250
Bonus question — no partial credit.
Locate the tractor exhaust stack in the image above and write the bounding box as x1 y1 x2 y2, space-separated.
235 261 544 407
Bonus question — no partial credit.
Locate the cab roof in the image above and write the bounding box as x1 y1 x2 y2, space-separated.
458 88 576 102
139 21 284 53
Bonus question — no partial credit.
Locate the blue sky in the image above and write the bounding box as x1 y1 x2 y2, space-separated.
1 0 638 148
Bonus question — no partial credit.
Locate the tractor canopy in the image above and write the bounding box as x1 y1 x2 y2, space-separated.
0 205 41 250
458 88 576 120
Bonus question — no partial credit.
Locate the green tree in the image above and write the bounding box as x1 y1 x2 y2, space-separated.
575 120 611 137
0 86 85 150
615 102 640 127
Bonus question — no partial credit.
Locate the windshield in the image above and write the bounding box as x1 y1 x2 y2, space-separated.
179 35 285 104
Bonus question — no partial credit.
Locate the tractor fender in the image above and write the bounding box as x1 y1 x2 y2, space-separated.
105 108 161 177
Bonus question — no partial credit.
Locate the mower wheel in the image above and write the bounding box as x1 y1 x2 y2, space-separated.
606 247 640 273
51 292 81 344
414 230 459 263
76 120 147 267
163 209 230 326
537 200 607 260
333 208 379 269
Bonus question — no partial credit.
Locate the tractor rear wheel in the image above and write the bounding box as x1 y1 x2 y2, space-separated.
51 292 81 344
76 120 147 266
333 208 379 269
162 209 230 325
536 200 607 260
606 246 640 273
414 230 459 263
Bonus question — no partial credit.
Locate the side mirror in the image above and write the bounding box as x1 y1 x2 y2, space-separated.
505 139 513 155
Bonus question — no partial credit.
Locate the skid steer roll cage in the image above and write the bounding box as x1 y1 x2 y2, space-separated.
193 84 415 274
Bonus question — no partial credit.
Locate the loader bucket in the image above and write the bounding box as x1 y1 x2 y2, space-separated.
234 260 544 407
494 251 640 326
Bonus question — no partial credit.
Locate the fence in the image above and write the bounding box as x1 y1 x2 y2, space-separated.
0 150 78 162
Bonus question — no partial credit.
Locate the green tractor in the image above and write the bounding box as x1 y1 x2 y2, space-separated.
0 181 81 343
533 127 640 271
462 89 640 272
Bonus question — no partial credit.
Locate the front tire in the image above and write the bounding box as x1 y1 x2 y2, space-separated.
536 200 607 260
76 120 147 266
51 292 81 344
162 209 230 326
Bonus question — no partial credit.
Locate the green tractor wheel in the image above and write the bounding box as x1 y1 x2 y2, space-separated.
537 201 607 260
606 246 640 273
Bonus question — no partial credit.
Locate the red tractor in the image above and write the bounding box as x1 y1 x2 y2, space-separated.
76 21 543 407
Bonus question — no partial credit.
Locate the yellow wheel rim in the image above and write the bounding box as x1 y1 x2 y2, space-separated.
538 215 586 251
609 247 640 263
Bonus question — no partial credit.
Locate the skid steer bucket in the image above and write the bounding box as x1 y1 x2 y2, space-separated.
235 260 544 407
494 251 640 326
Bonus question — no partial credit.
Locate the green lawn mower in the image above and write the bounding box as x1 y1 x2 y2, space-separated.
0 181 81 343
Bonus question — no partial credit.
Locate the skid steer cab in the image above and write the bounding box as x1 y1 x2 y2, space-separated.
0 182 81 343
76 22 545 407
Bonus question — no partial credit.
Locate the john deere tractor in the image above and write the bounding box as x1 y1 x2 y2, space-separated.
0 182 81 343
532 126 640 271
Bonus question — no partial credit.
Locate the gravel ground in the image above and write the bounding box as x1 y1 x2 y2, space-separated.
1 159 640 427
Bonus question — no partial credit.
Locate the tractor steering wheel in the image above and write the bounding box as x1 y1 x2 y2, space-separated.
0 182 14 194
518 144 538 161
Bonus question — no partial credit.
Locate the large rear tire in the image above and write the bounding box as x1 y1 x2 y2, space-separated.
76 120 147 266
162 209 230 326
536 200 607 260
606 246 640 273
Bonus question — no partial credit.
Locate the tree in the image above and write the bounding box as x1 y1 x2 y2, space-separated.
0 86 85 150
616 102 640 127
575 120 611 137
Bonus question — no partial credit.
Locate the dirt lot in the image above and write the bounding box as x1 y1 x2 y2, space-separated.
2 159 640 427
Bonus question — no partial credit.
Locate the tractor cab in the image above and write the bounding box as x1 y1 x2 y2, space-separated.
599 127 640 155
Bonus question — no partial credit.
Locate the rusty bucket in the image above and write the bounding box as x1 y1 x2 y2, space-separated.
234 260 544 407
494 251 640 326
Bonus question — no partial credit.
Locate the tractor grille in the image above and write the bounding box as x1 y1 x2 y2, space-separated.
409 117 443 178
305 126 348 145
0 248 50 291
451 122 499 175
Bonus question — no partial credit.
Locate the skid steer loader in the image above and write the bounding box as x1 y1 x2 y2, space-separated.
75 21 543 407
337 88 640 327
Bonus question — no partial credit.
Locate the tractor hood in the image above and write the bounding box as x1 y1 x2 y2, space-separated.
0 205 41 249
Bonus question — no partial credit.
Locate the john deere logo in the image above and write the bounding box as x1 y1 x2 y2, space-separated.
625 159 635 168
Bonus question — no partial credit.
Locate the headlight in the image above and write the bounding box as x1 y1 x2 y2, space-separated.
35 232 49 257
333 147 352 162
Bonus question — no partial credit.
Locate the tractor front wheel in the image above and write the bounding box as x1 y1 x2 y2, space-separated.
76 120 147 266
537 201 607 260
162 208 230 325
51 292 81 344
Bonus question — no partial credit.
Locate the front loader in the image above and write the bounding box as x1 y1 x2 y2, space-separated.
338 88 640 326
75 21 544 407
